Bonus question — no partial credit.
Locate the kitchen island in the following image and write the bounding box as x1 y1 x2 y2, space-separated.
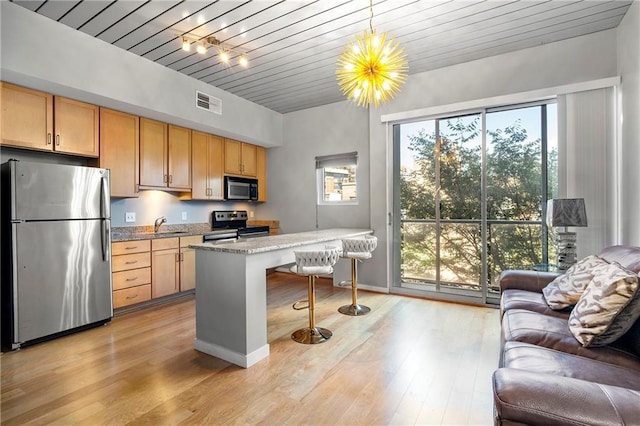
190 228 372 368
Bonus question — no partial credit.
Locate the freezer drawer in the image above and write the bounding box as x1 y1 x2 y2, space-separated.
11 220 113 344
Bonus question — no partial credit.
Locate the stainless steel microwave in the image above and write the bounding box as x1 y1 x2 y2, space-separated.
224 176 258 200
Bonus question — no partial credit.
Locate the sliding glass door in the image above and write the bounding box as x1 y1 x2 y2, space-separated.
394 103 557 304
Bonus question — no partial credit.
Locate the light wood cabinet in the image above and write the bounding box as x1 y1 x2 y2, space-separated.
179 235 202 291
168 125 192 189
151 237 180 298
112 240 151 309
191 131 224 200
54 96 99 157
139 117 167 187
224 138 257 177
257 146 267 202
1 82 99 157
100 108 139 198
140 119 191 190
112 235 198 308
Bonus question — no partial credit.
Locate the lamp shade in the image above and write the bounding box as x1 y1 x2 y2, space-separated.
546 198 588 227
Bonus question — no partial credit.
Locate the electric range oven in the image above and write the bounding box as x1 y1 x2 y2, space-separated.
202 210 270 244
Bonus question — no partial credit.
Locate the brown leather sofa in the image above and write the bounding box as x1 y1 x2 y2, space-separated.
493 245 640 426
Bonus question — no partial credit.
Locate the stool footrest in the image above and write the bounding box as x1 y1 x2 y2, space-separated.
292 299 309 310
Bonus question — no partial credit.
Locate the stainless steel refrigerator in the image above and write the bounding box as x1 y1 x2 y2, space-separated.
1 160 112 350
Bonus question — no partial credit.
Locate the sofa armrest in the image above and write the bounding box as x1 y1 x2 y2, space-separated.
493 368 640 426
499 270 559 294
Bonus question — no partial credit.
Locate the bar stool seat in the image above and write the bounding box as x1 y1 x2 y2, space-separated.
339 235 377 316
290 246 341 344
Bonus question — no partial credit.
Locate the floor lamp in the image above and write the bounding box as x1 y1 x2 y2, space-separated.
546 198 588 272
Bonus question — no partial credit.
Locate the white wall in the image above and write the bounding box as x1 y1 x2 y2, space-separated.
257 101 370 233
559 88 617 258
617 0 640 246
267 29 622 290
0 1 282 148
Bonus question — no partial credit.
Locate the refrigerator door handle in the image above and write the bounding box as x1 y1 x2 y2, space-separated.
100 176 109 219
102 220 110 261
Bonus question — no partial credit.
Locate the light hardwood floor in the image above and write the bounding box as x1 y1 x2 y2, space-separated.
1 272 500 425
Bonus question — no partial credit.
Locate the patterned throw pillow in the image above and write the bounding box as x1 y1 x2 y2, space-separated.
569 261 640 347
542 255 609 310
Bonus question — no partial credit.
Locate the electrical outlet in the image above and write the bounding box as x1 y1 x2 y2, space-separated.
181 211 188 221
125 212 136 223
249 210 254 218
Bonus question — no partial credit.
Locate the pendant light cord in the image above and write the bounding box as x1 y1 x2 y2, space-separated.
369 0 374 33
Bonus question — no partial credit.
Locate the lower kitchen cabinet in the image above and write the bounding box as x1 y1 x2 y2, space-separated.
113 235 201 309
151 237 180 298
112 240 151 308
179 235 202 291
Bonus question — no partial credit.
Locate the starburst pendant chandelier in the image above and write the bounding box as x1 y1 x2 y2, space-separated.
337 0 408 107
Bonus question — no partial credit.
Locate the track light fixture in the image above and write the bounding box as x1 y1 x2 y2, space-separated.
179 34 248 68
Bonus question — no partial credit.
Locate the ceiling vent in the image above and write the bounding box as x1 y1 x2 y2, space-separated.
196 90 222 115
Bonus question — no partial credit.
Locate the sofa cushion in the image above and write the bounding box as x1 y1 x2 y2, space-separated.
542 255 608 310
493 368 640 426
502 309 640 371
502 341 640 390
569 261 640 346
501 289 570 319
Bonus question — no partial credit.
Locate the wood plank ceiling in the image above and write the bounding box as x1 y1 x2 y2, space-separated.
13 0 632 114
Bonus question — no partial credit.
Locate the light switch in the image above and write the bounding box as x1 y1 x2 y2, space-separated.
125 212 136 223
181 211 188 221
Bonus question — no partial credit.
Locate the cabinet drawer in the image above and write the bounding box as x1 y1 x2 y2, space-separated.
112 240 150 255
180 235 203 247
152 237 179 251
113 267 151 291
113 284 151 309
112 252 151 272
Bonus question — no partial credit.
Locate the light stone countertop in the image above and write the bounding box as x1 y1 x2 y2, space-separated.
190 228 372 255
112 223 238 242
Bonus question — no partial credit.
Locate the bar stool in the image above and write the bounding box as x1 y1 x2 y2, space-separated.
339 235 377 316
290 246 341 344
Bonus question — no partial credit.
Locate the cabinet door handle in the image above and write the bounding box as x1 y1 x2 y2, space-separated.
124 246 139 250
47 133 52 145
55 135 60 146
180 252 184 262
125 260 138 265
169 174 173 184
125 277 138 282
175 253 179 263
126 294 138 300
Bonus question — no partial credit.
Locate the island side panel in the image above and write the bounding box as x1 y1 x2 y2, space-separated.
195 251 253 356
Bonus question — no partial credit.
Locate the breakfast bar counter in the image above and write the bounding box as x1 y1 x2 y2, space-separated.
190 228 372 368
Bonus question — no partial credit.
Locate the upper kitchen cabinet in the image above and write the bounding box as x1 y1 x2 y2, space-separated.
224 138 257 177
257 146 267 202
54 97 99 157
99 108 139 198
139 118 191 191
139 118 167 187
168 125 191 190
1 82 99 157
191 131 224 200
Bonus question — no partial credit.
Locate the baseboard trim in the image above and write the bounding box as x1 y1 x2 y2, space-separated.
194 339 270 368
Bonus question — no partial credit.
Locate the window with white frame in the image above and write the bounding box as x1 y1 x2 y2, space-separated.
316 152 358 205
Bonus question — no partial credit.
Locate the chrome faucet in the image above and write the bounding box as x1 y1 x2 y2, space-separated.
154 216 167 233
